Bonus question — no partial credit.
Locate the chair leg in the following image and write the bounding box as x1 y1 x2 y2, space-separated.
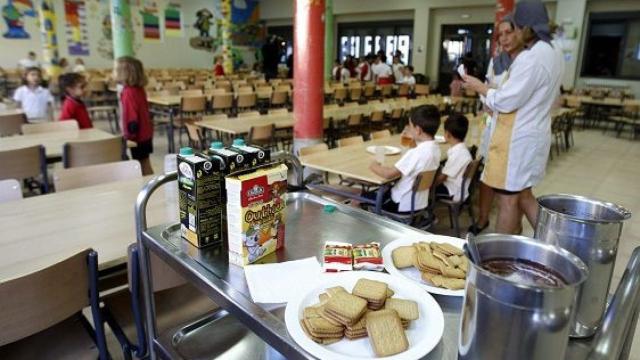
467 201 475 226
448 206 454 229
452 206 461 238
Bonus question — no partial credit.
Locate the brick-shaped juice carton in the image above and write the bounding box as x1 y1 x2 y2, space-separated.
226 164 287 266
230 138 271 168
177 147 224 248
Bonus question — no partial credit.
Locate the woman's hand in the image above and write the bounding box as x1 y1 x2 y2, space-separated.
463 75 489 96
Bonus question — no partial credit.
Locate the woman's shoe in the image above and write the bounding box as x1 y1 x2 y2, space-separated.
467 221 489 235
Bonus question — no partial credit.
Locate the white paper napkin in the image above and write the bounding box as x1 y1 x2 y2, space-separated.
244 257 322 304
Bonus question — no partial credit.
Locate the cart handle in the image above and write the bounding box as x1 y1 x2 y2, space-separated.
135 171 177 236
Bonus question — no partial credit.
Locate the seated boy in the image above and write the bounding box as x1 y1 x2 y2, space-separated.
434 113 473 202
368 105 441 213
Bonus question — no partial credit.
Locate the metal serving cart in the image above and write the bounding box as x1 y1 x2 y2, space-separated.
135 173 640 360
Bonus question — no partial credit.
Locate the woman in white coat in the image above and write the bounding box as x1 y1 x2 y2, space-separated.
462 0 564 234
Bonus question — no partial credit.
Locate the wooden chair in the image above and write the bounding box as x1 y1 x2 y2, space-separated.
397 84 410 97
0 112 26 136
0 179 22 203
337 135 364 147
0 145 48 193
102 244 260 359
333 88 347 104
178 96 207 146
298 142 329 156
237 111 260 118
22 120 79 134
88 105 120 134
271 91 288 108
389 108 405 132
205 113 229 121
205 88 228 97
269 108 288 115
87 80 108 106
179 89 203 97
248 123 276 149
369 110 386 131
338 113 364 138
184 122 207 150
380 85 393 98
371 129 391 140
415 84 430 96
437 159 482 237
349 87 362 102
363 83 376 99
381 168 439 229
0 249 109 360
212 93 234 113
62 136 126 168
53 160 142 191
236 92 257 112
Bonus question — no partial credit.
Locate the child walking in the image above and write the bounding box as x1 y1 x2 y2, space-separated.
115 56 154 175
58 72 92 129
12 67 54 122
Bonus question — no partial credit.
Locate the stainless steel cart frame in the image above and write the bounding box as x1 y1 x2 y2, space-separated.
135 173 640 360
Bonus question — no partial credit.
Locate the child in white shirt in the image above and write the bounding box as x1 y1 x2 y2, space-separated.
401 66 416 86
434 114 473 202
13 67 54 122
368 105 442 213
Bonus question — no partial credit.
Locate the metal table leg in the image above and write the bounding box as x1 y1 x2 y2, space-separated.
167 107 176 153
374 185 387 214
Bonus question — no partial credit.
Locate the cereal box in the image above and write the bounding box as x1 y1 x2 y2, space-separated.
226 164 287 266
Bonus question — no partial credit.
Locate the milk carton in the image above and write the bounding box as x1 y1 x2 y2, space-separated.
177 147 225 248
226 164 287 266
230 138 271 168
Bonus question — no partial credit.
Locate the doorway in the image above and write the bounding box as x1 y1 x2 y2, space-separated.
438 23 493 94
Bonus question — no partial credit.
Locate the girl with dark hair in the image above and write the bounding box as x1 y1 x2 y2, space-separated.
59 72 92 129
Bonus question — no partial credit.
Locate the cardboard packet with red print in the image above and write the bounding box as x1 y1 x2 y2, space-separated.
323 241 353 272
353 242 384 271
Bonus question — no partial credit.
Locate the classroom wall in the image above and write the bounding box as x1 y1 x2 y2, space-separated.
0 0 258 70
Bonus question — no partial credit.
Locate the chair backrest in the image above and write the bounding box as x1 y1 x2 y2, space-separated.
0 145 46 185
128 244 186 294
180 89 203 97
390 108 403 119
299 142 329 156
276 85 291 92
0 112 26 136
370 110 385 122
415 84 429 96
414 168 437 192
461 158 482 199
397 84 410 96
206 114 229 121
237 93 257 108
338 135 364 147
271 91 288 105
364 84 376 97
347 113 362 126
237 111 261 118
181 96 207 112
22 120 79 134
349 87 362 100
212 94 233 110
269 108 288 115
249 124 275 142
63 136 125 168
0 249 91 346
237 85 254 93
164 85 181 95
334 88 347 100
207 88 228 96
53 160 142 191
88 80 106 93
371 129 391 140
380 85 392 96
0 179 22 203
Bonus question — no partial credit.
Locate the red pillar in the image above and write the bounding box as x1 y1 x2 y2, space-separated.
293 0 325 153
491 0 515 56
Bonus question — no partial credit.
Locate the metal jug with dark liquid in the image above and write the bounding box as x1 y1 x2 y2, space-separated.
535 194 632 338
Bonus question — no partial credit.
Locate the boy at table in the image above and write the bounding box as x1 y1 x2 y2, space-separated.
433 113 473 202
367 105 441 213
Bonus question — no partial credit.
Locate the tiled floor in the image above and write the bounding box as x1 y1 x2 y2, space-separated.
94 118 640 359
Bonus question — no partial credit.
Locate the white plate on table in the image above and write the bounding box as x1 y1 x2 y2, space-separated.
366 145 402 156
285 271 444 360
382 236 467 297
435 135 446 143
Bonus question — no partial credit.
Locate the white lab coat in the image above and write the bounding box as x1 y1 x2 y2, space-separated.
481 40 564 192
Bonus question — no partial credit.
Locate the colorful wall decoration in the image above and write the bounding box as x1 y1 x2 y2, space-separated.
140 0 160 42
64 0 90 55
2 0 37 39
189 7 215 52
38 0 60 77
231 0 263 47
164 2 181 37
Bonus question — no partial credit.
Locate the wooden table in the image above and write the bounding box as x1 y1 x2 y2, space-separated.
0 176 177 281
0 128 125 158
0 108 24 117
300 127 481 213
147 96 181 153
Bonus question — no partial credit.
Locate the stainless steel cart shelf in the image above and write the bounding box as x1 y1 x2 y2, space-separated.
135 173 640 360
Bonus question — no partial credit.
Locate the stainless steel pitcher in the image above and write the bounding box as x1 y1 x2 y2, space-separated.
458 234 589 360
535 194 632 338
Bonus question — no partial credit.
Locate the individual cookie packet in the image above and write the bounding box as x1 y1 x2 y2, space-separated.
323 241 353 272
353 242 384 271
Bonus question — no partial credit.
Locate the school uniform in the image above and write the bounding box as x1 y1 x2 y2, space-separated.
12 85 53 121
482 40 564 192
392 63 404 83
371 62 393 85
60 96 92 129
401 75 416 86
120 86 154 160
391 140 441 212
441 143 473 202
340 68 351 83
357 62 371 81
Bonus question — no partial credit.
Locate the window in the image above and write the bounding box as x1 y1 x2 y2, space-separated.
581 12 640 80
337 21 413 64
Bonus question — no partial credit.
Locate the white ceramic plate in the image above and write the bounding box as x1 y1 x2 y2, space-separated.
435 135 446 143
366 145 402 156
285 271 444 360
382 236 467 297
